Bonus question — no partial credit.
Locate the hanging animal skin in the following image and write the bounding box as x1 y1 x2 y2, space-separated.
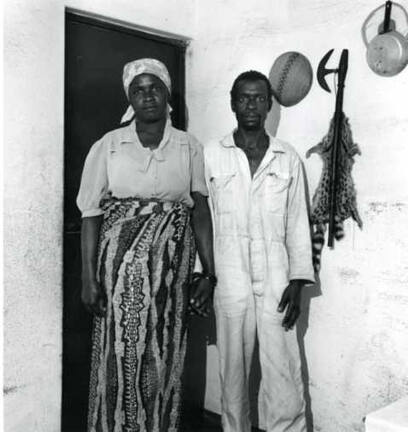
308 49 363 273
306 115 363 272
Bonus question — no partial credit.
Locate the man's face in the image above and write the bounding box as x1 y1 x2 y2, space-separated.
128 73 168 123
231 79 271 131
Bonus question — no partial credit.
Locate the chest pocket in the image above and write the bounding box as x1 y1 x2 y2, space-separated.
210 173 236 214
264 171 291 214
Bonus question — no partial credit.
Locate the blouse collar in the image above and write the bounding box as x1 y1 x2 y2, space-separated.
119 119 172 171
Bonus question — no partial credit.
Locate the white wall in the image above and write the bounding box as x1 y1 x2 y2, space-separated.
187 1 408 431
3 1 195 431
4 1 408 431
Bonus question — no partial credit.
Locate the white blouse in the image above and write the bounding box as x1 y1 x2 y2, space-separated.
76 120 208 217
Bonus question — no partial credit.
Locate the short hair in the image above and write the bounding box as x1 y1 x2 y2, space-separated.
230 70 273 107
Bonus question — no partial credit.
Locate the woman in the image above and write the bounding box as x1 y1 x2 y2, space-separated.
77 58 215 432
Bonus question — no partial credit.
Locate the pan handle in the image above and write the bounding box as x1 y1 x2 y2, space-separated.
362 1 408 47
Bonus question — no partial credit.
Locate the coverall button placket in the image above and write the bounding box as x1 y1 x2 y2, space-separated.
235 146 267 289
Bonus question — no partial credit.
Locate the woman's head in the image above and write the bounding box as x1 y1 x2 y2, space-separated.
128 73 168 124
121 58 172 124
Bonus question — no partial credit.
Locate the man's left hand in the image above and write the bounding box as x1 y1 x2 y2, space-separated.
278 280 304 331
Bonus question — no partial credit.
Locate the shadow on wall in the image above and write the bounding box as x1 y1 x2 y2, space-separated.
265 96 281 137
299 159 323 431
298 279 322 432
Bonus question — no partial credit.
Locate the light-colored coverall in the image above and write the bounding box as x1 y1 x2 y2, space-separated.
204 132 315 432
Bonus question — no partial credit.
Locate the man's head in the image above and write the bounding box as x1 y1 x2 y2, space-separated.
230 70 273 131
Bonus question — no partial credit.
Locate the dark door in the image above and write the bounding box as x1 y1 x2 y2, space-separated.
62 12 186 431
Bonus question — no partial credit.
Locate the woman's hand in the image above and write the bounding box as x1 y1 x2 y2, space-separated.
190 192 216 318
189 276 214 318
81 277 107 316
80 216 104 316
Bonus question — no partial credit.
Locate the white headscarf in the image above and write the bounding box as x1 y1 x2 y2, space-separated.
121 58 172 124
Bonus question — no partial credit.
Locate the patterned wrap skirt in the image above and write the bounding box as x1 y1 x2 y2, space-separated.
87 198 195 432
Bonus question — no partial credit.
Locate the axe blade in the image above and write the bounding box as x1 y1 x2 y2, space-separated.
317 49 335 93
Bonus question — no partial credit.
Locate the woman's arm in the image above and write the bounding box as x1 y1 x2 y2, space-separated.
81 215 106 316
190 192 215 317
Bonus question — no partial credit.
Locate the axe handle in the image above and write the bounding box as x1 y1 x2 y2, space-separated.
328 82 345 247
328 50 348 248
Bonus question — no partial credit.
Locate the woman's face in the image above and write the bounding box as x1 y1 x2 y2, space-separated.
128 73 168 123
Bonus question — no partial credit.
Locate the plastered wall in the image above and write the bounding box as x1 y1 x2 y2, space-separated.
4 1 408 431
187 1 408 431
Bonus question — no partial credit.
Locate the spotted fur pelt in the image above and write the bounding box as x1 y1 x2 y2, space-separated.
306 114 362 273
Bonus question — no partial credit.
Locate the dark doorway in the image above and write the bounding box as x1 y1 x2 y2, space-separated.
62 11 187 431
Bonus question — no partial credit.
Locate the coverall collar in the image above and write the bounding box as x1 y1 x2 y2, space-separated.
221 130 287 182
221 129 286 154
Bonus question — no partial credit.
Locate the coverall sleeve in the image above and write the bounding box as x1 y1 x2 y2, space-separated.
286 157 315 284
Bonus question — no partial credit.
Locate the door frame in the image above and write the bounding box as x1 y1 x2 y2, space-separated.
66 7 192 46
65 8 191 130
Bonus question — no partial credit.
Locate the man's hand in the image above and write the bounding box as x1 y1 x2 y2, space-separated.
81 277 107 317
277 280 304 330
189 277 214 318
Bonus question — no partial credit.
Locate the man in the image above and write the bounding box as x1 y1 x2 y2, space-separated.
204 71 315 432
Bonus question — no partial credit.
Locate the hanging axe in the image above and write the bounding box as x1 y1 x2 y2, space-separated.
317 49 349 248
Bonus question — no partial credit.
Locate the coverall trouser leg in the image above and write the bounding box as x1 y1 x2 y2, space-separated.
215 294 307 432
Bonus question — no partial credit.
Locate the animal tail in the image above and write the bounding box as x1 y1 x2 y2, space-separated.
311 223 326 274
334 216 345 241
